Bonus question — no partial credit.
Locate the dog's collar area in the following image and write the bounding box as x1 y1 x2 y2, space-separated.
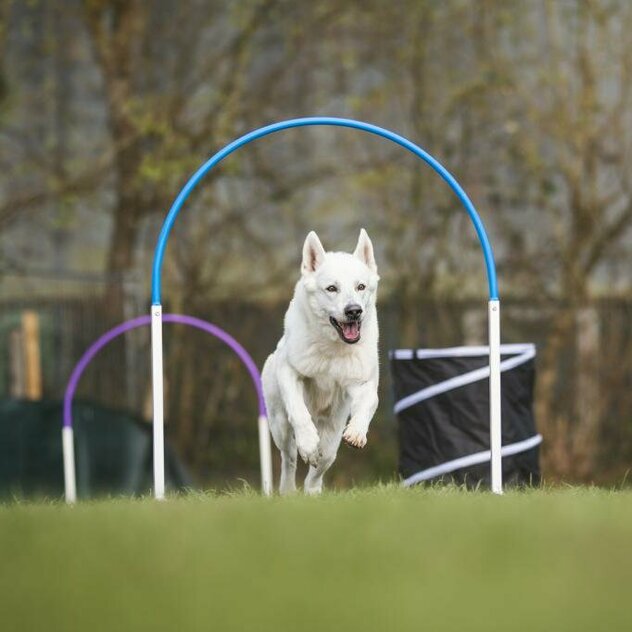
329 316 361 344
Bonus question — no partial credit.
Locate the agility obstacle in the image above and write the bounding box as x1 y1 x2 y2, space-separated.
62 313 272 504
151 116 503 498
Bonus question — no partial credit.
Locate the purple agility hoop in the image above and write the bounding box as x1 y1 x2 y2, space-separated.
62 313 272 503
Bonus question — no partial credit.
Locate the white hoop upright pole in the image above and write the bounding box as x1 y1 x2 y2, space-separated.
62 426 77 504
488 299 503 494
258 415 273 496
151 304 166 500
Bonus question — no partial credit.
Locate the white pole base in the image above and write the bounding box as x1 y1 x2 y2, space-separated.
62 426 77 504
151 305 166 500
488 299 503 495
258 415 274 496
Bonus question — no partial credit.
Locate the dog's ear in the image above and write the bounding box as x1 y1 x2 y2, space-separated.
353 228 377 273
302 231 326 275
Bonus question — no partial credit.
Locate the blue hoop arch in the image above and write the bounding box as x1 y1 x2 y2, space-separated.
151 117 498 304
150 117 503 498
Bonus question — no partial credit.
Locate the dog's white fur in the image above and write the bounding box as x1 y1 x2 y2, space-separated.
262 229 380 494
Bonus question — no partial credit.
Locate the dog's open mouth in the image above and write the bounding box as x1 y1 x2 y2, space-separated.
329 317 361 344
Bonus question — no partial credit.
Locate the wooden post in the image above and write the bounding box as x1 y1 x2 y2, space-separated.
22 310 42 400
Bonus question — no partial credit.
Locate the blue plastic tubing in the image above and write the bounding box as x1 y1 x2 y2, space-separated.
151 117 498 304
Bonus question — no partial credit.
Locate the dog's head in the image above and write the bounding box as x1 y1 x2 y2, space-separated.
300 229 379 344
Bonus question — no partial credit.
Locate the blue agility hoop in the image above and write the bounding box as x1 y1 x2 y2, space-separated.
151 117 498 304
149 117 504 498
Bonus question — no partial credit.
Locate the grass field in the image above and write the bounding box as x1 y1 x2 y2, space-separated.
1 485 631 632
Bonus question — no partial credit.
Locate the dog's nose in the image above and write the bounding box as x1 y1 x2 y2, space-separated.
344 304 363 320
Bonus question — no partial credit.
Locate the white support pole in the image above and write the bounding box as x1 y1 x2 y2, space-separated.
62 426 77 504
488 299 503 494
151 305 165 500
258 415 273 496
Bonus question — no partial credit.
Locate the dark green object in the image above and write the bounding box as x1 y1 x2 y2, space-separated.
0 399 192 500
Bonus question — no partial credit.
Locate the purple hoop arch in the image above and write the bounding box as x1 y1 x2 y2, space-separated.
61 313 273 503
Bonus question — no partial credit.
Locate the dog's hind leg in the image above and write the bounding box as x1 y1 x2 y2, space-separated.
303 453 335 495
303 405 349 495
280 438 298 495
267 406 297 495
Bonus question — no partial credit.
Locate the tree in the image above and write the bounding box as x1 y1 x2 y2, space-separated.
476 0 632 479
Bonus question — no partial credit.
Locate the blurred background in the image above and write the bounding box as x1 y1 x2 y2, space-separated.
0 0 631 495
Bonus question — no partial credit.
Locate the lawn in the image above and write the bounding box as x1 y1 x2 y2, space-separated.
1 485 631 632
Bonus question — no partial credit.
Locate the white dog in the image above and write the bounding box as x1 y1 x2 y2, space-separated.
262 229 380 494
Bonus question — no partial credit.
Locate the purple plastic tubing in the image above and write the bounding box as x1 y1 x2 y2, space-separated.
63 314 266 430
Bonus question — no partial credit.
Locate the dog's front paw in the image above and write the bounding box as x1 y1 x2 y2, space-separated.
342 424 367 449
296 427 321 467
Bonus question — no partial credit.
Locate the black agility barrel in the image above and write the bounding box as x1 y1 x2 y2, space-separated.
390 344 541 489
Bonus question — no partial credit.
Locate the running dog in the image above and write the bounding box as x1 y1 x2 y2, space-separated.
262 229 380 494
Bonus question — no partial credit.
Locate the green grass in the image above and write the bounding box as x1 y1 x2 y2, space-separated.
1 485 632 632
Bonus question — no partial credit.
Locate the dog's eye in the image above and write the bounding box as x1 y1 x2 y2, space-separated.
357 283 366 291
326 285 337 293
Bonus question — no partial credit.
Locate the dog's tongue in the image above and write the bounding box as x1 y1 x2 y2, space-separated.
342 321 360 341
